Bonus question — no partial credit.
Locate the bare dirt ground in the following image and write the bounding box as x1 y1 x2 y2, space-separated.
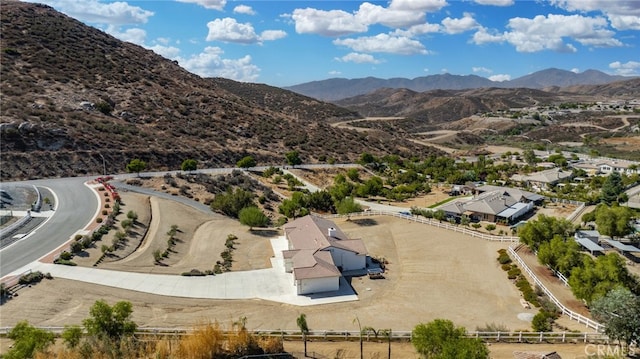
601 136 640 152
2 201 539 334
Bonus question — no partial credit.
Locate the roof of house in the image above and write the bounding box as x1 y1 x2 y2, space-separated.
475 185 544 202
289 249 341 280
464 190 518 216
283 215 367 280
511 168 573 184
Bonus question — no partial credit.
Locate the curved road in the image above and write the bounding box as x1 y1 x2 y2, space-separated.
0 176 99 277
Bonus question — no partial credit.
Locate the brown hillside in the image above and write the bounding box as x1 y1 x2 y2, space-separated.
0 1 441 180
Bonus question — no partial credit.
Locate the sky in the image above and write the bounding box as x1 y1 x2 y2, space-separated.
23 0 640 87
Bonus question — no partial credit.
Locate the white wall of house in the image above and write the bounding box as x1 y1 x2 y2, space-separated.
328 248 366 271
297 277 339 295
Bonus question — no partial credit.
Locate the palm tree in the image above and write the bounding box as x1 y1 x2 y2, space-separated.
296 313 309 357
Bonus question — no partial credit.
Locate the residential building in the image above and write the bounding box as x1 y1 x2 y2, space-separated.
282 215 367 295
511 168 573 190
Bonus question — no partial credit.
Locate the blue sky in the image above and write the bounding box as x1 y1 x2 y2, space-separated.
25 0 640 87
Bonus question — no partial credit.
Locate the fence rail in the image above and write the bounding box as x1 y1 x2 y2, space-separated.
508 246 603 331
324 211 519 242
0 326 609 344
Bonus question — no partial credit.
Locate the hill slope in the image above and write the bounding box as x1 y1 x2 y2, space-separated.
0 1 441 180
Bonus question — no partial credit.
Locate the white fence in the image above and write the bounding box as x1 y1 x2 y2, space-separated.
324 211 520 242
0 326 610 344
507 246 603 331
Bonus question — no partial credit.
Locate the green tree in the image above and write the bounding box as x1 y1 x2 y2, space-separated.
569 254 637 303
591 287 640 348
125 158 146 177
126 210 138 222
238 206 269 229
600 171 624 204
523 149 537 166
61 325 83 349
83 300 137 341
537 235 583 276
531 311 553 332
210 187 255 218
279 191 309 218
5 321 55 359
336 196 363 215
346 168 360 182
411 319 488 359
518 214 574 251
359 152 376 165
296 313 310 357
285 151 302 168
236 155 257 169
181 158 198 172
594 204 633 238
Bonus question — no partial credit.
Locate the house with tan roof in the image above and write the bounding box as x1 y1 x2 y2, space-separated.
439 185 542 223
282 215 367 295
511 168 573 190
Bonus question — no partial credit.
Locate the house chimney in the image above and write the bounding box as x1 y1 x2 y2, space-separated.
328 227 337 238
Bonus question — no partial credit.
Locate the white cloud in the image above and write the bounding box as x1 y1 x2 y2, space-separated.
205 18 286 44
176 0 226 10
148 45 181 59
472 66 492 73
233 5 255 15
474 0 514 6
334 33 428 55
31 0 153 25
177 46 260 81
551 0 640 30
328 70 342 76
260 30 287 41
289 0 447 37
570 68 580 73
290 8 367 36
609 61 640 76
335 52 383 64
489 74 511 81
156 37 171 45
356 2 427 28
388 0 448 12
608 15 640 30
105 25 146 45
206 18 259 43
472 14 622 52
399 22 441 36
441 13 479 34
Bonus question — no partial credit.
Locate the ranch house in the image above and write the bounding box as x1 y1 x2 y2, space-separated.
282 215 367 295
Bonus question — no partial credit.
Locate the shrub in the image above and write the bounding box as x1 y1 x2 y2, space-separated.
55 259 77 266
532 311 553 332
74 234 83 240
60 251 73 260
96 217 103 223
507 267 521 279
182 269 205 276
153 249 162 263
497 253 511 265
19 271 45 285
70 241 83 254
501 264 512 271
102 209 108 215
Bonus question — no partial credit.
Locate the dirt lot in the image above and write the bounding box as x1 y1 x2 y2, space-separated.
1 190 540 334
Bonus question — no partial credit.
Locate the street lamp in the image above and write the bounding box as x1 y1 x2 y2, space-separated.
98 153 106 176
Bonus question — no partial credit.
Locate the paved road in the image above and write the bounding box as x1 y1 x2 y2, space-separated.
0 177 99 277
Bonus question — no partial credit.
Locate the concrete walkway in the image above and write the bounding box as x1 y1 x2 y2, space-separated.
24 236 358 306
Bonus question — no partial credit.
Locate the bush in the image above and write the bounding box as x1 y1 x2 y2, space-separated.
497 253 512 265
55 259 77 266
19 271 44 285
182 269 206 276
96 217 103 223
532 311 553 332
70 241 83 254
501 264 512 271
507 267 521 279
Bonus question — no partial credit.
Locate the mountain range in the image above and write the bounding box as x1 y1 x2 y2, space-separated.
285 69 632 101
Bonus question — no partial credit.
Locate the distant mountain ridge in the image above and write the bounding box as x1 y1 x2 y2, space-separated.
285 69 631 101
